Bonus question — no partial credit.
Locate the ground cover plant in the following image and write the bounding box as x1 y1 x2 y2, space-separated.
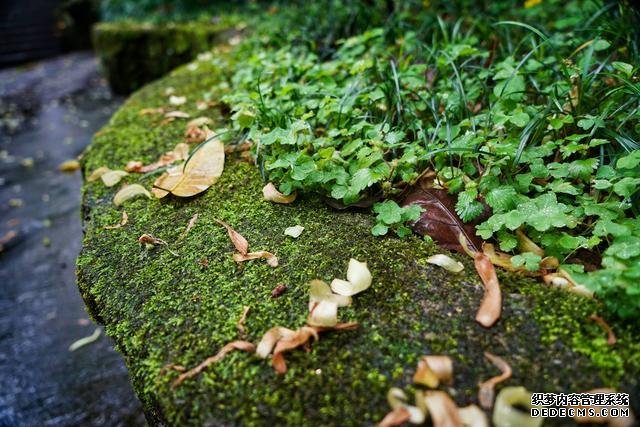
216 0 640 319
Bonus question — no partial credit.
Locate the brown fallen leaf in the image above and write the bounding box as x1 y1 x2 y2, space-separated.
104 211 128 229
58 159 80 173
186 117 213 128
138 233 177 256
172 341 255 387
402 187 483 254
473 252 502 328
184 125 207 144
233 251 278 267
588 314 617 346
159 363 186 375
126 143 190 173
271 283 287 298
378 407 411 427
214 218 249 255
152 137 224 198
256 326 296 358
180 213 199 239
421 390 463 427
236 306 250 337
413 355 454 388
262 182 297 204
478 352 512 409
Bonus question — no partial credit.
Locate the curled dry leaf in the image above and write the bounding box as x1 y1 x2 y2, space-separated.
87 166 110 181
68 328 101 351
233 251 278 267
256 326 296 358
542 270 594 298
271 326 319 374
101 170 129 187
172 341 255 387
378 407 411 427
458 404 489 427
572 388 635 427
138 234 168 246
330 258 372 296
113 184 152 206
262 182 296 204
152 137 224 198
138 107 164 116
473 252 502 328
307 300 338 327
413 355 453 388
185 125 208 144
180 213 199 238
492 387 541 427
164 110 190 119
421 390 463 427
236 306 250 337
284 225 305 238
126 143 190 173
426 254 464 273
214 218 249 255
104 211 128 229
478 352 512 409
271 283 287 298
58 159 81 172
386 387 425 424
516 229 544 257
588 314 617 346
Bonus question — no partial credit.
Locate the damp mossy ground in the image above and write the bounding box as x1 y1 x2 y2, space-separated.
77 47 640 426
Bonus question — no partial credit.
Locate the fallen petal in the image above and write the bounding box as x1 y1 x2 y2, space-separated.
478 352 512 409
492 387 541 427
284 225 305 238
307 300 338 327
309 280 352 310
256 326 296 358
387 387 425 424
422 390 463 427
458 404 489 427
331 259 372 296
87 166 111 181
414 355 453 388
263 182 296 204
69 327 101 351
101 170 129 187
378 407 411 427
426 254 465 273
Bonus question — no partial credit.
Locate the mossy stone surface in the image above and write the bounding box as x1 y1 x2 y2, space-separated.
77 49 640 426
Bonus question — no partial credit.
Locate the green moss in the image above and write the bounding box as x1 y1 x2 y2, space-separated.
92 19 242 94
78 48 640 425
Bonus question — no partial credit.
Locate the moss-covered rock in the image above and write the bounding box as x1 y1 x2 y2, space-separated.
92 20 240 94
77 47 640 426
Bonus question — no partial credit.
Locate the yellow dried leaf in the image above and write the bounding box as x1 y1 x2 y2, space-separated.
58 159 80 172
232 251 278 267
307 300 338 327
113 184 151 206
152 138 224 198
262 182 296 204
104 211 128 229
138 107 164 116
101 170 129 187
164 110 190 119
126 143 189 173
413 355 453 388
87 166 111 181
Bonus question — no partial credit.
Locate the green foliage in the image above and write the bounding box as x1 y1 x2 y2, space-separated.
216 0 640 318
372 201 423 238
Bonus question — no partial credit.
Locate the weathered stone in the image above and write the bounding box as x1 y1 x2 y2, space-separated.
78 48 640 425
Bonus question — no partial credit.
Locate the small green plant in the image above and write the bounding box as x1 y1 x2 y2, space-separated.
371 201 423 237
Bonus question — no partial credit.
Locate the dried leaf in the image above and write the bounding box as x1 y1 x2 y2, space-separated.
458 405 489 427
69 328 101 351
307 300 338 327
516 229 544 257
58 159 80 172
492 387 541 427
104 211 128 229
172 341 255 387
256 326 296 358
402 188 483 253
386 387 426 424
378 407 411 427
0 229 18 252
152 138 224 198
271 283 287 298
101 170 129 187
180 213 199 238
413 355 453 388
138 234 168 246
474 253 502 328
330 258 372 296
186 117 213 128
426 254 465 273
164 110 190 119
236 306 250 337
126 143 190 173
262 182 297 204
284 225 305 238
169 95 186 105
233 251 278 267
271 326 319 374
113 184 151 206
421 390 463 427
588 314 617 346
138 107 164 116
478 352 512 409
87 166 111 181
214 218 249 255
184 125 207 144
309 280 352 311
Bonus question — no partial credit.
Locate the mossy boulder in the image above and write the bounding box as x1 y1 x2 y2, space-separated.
77 47 640 425
92 20 240 94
